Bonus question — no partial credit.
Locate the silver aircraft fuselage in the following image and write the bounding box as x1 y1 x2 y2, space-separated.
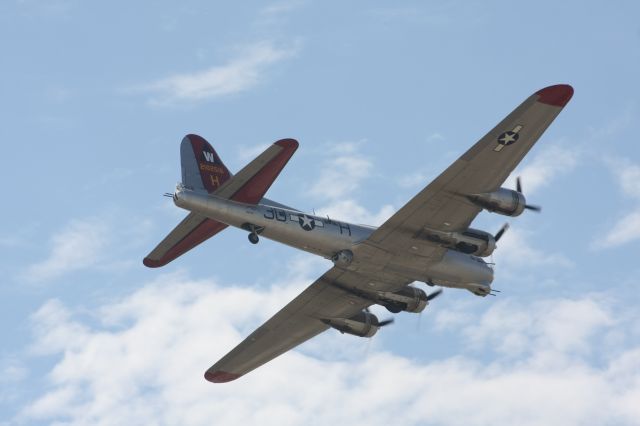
174 186 494 294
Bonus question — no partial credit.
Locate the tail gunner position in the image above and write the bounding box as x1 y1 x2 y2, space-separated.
144 84 574 383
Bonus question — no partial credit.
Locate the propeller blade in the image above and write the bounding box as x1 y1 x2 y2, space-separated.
494 223 510 242
378 318 395 327
426 288 443 301
516 177 542 213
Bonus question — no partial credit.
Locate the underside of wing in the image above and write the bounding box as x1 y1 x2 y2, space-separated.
143 213 227 268
205 267 409 383
368 84 573 252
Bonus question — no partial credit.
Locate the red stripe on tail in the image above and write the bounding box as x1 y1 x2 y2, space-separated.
187 134 231 193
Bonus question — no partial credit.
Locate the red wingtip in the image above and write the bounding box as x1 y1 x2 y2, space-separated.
275 138 299 150
205 370 242 383
535 84 574 107
143 257 165 268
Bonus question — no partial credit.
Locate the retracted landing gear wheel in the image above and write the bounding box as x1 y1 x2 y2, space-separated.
248 233 259 244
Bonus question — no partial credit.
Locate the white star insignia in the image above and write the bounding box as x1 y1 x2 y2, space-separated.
300 215 314 230
500 132 516 143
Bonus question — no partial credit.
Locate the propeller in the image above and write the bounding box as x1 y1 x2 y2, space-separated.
378 318 395 327
365 307 395 328
494 223 510 242
418 288 443 332
426 288 443 301
364 307 395 328
516 177 542 212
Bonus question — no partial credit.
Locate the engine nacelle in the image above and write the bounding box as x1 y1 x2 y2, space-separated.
467 188 526 217
377 286 429 313
331 249 353 267
421 227 496 257
322 311 379 338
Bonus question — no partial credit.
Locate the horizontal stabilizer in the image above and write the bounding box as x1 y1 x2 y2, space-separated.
217 138 298 204
143 136 298 268
143 213 227 268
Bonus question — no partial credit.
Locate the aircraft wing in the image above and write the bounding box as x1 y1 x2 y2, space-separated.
143 213 228 268
205 267 410 382
367 84 573 252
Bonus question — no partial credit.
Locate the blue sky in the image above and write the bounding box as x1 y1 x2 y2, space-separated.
1 0 640 424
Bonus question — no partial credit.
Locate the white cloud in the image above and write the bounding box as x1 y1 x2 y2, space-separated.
1 360 27 383
506 145 579 195
396 171 430 188
612 161 640 199
138 41 298 105
595 210 640 249
426 132 445 143
433 299 476 330
309 141 373 201
305 140 396 225
0 356 28 405
457 298 613 358
24 218 110 283
15 272 640 426
316 199 394 226
395 134 451 189
493 227 573 269
22 214 154 283
594 159 640 249
586 107 635 143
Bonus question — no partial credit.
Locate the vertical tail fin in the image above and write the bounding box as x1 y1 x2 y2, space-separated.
181 134 232 193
